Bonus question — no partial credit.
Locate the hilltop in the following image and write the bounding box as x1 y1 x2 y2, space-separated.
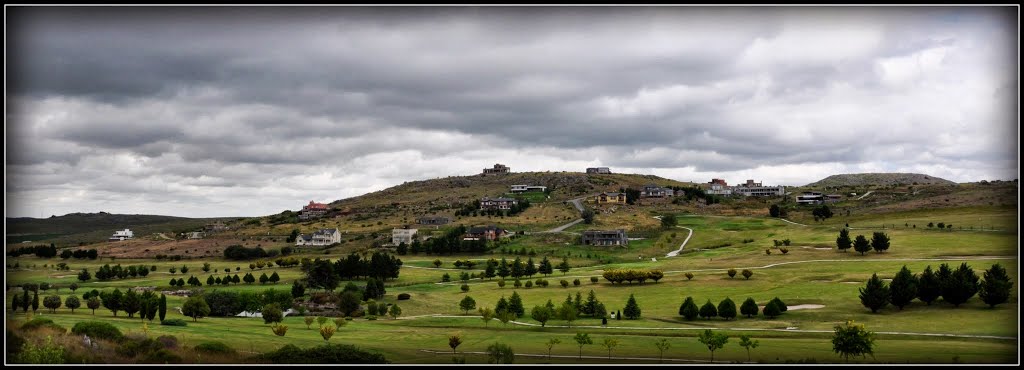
5 212 236 247
803 173 956 188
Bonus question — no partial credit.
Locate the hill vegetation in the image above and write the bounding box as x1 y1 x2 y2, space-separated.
804 173 957 188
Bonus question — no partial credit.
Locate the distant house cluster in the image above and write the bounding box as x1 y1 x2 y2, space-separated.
510 184 547 193
704 179 784 197
581 229 628 246
187 231 205 240
109 229 133 241
482 163 511 176
463 225 507 241
295 228 341 246
641 183 675 198
480 196 518 210
586 167 611 174
299 201 330 220
795 191 843 204
392 227 418 246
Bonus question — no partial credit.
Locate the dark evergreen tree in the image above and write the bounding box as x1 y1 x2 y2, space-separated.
870 232 890 253
698 299 717 320
836 229 852 252
859 273 890 313
917 265 942 305
889 265 918 310
509 291 525 318
853 235 871 255
943 263 980 307
717 298 737 320
623 294 641 319
740 297 759 318
979 263 1013 308
680 296 699 320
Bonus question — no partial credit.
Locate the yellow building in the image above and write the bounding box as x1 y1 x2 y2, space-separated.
596 192 627 204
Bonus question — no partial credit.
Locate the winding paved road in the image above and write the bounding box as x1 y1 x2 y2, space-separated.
855 191 874 200
537 195 593 233
665 227 693 257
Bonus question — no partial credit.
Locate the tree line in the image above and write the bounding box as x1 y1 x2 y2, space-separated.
836 229 890 255
859 263 1012 313
301 252 403 292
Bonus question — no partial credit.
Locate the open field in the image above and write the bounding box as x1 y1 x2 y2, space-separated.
5 205 1018 364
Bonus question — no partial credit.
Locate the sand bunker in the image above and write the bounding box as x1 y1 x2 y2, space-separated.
787 304 825 311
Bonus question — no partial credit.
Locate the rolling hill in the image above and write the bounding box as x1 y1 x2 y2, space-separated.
5 212 237 247
803 173 957 188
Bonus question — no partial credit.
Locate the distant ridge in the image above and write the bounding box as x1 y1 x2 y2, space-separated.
803 173 956 188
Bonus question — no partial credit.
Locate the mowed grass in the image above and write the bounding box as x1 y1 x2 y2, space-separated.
5 208 1018 363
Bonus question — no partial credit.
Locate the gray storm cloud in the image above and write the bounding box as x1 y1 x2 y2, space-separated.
5 6 1018 218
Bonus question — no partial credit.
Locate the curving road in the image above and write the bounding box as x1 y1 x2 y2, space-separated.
538 195 593 233
665 227 694 257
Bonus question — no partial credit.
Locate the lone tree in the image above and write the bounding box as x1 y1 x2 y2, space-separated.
870 232 890 253
546 338 561 360
741 269 753 280
654 338 671 363
182 295 211 322
943 262 980 307
600 338 620 359
581 208 595 224
832 320 875 362
697 329 729 362
623 294 641 319
558 257 571 275
486 342 515 364
740 297 759 318
738 334 760 362
979 263 1013 308
836 229 852 252
573 332 593 360
769 204 781 218
479 307 495 327
459 296 477 314
717 298 737 321
727 268 737 279
699 300 717 320
889 265 918 310
859 273 890 313
448 333 463 355
917 265 941 305
660 214 678 229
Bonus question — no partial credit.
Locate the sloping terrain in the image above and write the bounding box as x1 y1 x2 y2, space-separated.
804 173 956 188
5 212 237 247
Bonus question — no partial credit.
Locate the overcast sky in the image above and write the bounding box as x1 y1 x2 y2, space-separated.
5 6 1019 218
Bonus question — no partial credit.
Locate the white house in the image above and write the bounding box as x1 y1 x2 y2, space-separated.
295 228 341 246
109 229 134 241
392 227 418 246
510 185 547 193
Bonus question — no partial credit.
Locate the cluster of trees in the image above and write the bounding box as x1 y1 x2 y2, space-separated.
59 249 100 260
272 257 302 267
223 245 270 260
926 222 955 230
768 204 788 218
672 186 723 205
679 296 788 320
200 289 294 317
601 269 664 284
811 204 834 221
859 263 1012 313
301 252 403 292
412 226 491 255
454 199 532 217
7 244 59 258
492 256 565 280
89 264 151 281
836 229 891 255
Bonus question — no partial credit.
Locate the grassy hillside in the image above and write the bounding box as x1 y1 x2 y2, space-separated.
5 212 238 247
804 173 957 188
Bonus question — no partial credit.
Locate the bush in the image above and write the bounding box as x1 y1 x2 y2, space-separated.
396 293 411 300
156 335 179 349
71 321 124 342
194 341 235 354
21 318 65 332
160 319 187 327
142 349 182 364
260 343 390 364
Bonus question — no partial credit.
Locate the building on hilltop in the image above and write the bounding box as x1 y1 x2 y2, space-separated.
586 167 611 174
640 184 675 198
295 228 341 246
733 179 785 197
581 229 628 246
480 196 518 210
482 163 511 176
710 178 728 186
109 229 134 241
463 225 507 241
392 227 418 246
299 200 330 220
510 184 547 193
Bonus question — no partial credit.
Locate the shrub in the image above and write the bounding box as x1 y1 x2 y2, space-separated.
397 293 411 300
71 321 124 341
685 272 694 280
525 281 533 288
727 269 737 278
573 279 581 286
779 248 789 255
155 335 179 349
590 277 599 284
21 317 65 332
194 341 236 354
160 319 187 327
142 349 182 364
260 343 390 364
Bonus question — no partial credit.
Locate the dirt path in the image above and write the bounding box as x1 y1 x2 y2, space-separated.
157 233 174 240
777 218 809 227
665 227 694 257
856 191 874 200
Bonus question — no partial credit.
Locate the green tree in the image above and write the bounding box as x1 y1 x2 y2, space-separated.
853 235 871 255
42 295 61 313
448 333 463 355
654 338 671 363
508 291 525 318
479 307 495 327
101 289 121 316
860 273 890 313
87 296 101 315
65 295 81 314
889 265 918 310
573 332 592 360
741 269 753 280
917 265 941 305
539 256 554 276
727 268 737 279
122 289 140 318
320 324 336 343
182 295 211 322
600 338 620 359
158 294 167 322
304 316 315 329
581 208 595 224
546 338 561 360
832 320 875 362
740 297 758 318
459 296 477 314
259 273 270 284
262 304 284 324
717 298 737 320
979 263 1013 308
77 269 92 282
623 294 641 319
558 257 571 275
679 296 699 320
738 334 759 362
291 281 305 298
32 290 40 313
762 301 781 319
943 262 980 307
531 305 553 327
660 214 677 229
870 232 890 253
486 342 515 364
558 302 578 327
697 329 729 362
769 204 781 218
388 304 402 319
699 299 717 320
836 228 852 252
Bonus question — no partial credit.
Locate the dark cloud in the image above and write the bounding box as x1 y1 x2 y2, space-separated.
5 6 1017 217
